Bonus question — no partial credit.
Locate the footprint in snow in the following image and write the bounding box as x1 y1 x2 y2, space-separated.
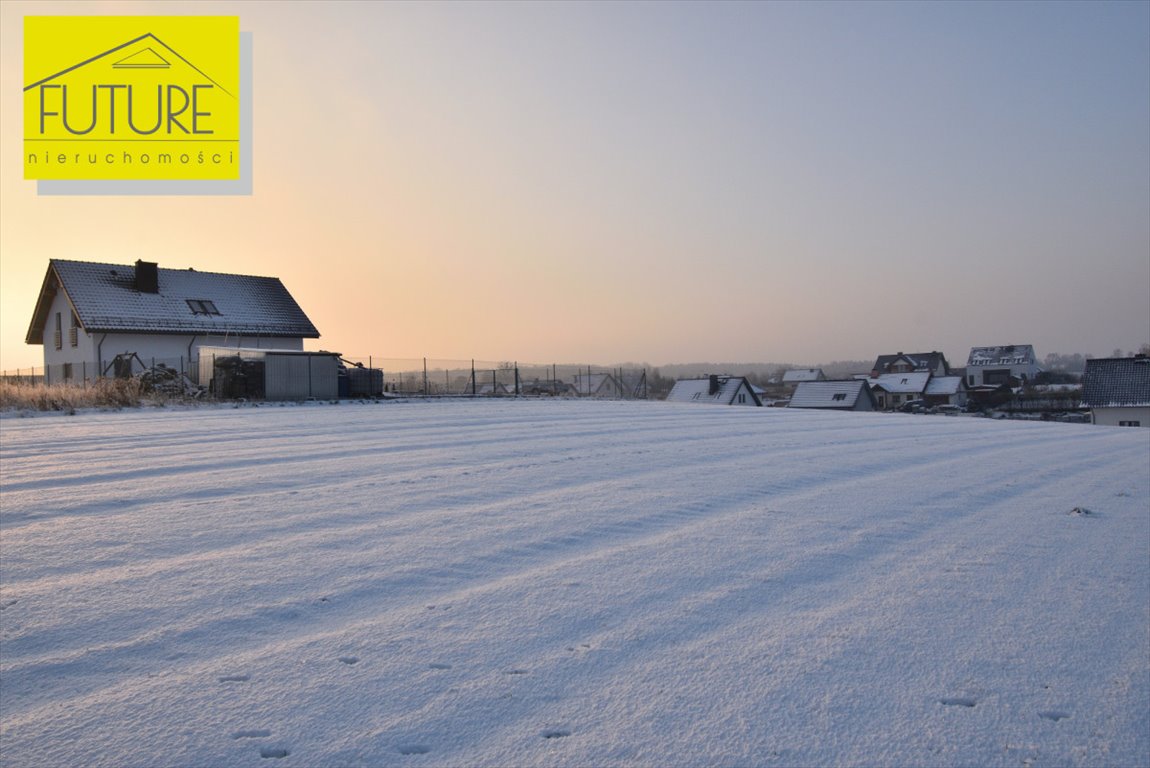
338 656 359 665
940 697 977 708
1039 711 1071 722
542 729 571 739
397 744 430 755
259 746 290 759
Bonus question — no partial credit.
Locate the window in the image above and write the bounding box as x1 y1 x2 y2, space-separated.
54 312 62 350
186 299 221 315
832 393 847 401
69 313 79 347
62 363 73 381
1119 421 1142 427
738 393 746 403
968 374 975 386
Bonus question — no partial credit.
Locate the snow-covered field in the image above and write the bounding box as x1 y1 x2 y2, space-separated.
1 400 1147 768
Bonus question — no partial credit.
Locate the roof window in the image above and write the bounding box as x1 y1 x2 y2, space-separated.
187 299 221 316
832 393 847 401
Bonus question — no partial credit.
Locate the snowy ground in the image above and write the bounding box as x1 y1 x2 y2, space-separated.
1 400 1147 768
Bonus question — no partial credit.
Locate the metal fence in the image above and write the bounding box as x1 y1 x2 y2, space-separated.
1 356 653 400
0 355 201 388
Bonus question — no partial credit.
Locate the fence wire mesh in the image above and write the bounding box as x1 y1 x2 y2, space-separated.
2 356 654 400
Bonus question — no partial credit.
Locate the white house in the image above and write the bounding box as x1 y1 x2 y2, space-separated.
867 371 932 410
665 375 762 406
788 380 876 411
870 351 951 377
26 259 320 383
965 345 1041 388
572 373 622 398
781 368 826 389
1081 356 1150 427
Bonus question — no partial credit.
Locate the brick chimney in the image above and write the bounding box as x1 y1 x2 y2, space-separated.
135 260 159 293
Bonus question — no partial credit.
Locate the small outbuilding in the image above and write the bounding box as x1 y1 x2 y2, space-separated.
198 346 340 401
924 376 968 408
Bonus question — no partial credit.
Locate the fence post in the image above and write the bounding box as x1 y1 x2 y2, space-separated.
514 362 520 396
423 357 428 396
471 360 476 396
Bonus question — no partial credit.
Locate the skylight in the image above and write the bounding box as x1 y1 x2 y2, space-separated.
187 299 221 316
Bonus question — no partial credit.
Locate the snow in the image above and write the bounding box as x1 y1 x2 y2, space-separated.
1 400 1147 768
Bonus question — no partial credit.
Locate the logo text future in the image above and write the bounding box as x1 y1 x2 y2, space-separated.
24 16 240 181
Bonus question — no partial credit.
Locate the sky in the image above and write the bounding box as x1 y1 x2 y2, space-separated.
2 0 1148 370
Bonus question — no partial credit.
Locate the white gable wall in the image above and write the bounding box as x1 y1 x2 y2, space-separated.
41 289 98 382
1092 406 1150 427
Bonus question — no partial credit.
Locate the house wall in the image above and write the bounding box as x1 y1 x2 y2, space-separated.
1092 407 1150 427
40 290 98 382
265 354 338 400
730 383 758 405
41 321 305 383
967 359 1041 387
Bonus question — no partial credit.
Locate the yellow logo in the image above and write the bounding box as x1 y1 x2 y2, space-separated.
24 16 240 181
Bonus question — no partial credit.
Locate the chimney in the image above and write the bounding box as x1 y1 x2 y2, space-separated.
135 260 159 293
709 375 720 396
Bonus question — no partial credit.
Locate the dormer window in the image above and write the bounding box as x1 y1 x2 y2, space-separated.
832 393 847 401
187 299 221 316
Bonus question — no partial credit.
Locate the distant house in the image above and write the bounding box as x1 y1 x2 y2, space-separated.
26 259 320 384
1081 356 1150 427
966 345 1041 388
666 375 762 406
781 368 826 390
924 376 968 408
788 380 876 411
870 351 951 378
475 381 511 396
521 379 576 397
868 371 932 410
572 373 622 398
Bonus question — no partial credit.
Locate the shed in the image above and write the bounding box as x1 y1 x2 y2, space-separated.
199 346 339 400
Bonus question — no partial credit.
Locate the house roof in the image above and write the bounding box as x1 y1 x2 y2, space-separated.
572 373 618 394
871 351 949 375
26 260 320 343
868 371 932 394
967 344 1038 367
782 368 825 383
666 376 762 406
788 380 875 410
1081 357 1150 408
925 376 965 396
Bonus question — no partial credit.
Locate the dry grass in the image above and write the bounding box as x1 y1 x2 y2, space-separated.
0 379 162 412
